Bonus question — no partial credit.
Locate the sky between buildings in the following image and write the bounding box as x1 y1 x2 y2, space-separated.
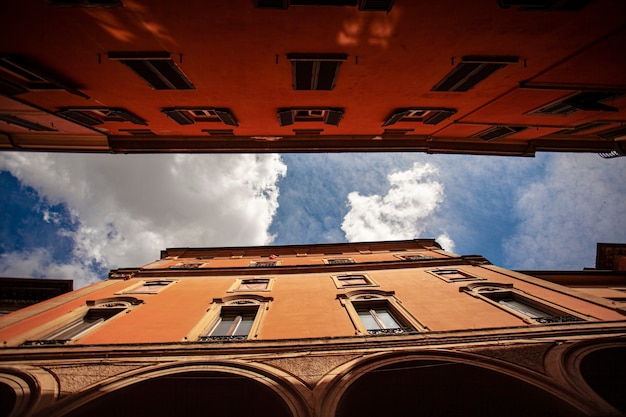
1 151 625 288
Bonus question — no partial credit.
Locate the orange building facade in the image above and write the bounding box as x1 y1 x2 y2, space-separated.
0 239 625 416
1 0 625 157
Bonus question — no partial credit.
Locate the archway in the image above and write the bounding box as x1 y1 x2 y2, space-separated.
334 358 585 417
580 346 626 413
62 369 295 417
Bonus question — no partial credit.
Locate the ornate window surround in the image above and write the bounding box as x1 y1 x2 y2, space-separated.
21 297 143 346
460 282 592 324
337 290 427 335
226 277 275 293
185 295 272 342
118 279 177 295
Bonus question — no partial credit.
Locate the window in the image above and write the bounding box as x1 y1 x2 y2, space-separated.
277 108 344 126
475 126 527 141
228 278 274 292
249 260 280 267
121 280 175 294
429 269 485 283
287 54 347 90
331 274 378 289
338 291 426 335
58 108 146 126
431 56 518 92
200 306 259 341
0 55 88 98
163 108 238 126
395 253 437 261
187 296 272 342
108 52 195 90
382 108 456 127
529 92 620 116
23 297 142 345
0 114 56 131
324 258 356 265
460 283 588 324
168 263 205 269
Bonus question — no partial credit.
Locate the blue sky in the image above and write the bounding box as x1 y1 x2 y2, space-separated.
1 151 625 288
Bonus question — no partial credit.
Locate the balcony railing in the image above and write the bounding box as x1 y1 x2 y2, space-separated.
367 327 414 335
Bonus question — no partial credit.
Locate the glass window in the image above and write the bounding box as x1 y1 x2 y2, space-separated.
238 279 270 291
201 307 259 341
123 280 173 294
354 302 408 334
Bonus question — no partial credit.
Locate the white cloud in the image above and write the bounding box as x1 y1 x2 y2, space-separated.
341 162 454 249
0 249 100 289
0 153 287 286
504 153 626 270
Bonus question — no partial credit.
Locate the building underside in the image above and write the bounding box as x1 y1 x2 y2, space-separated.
0 0 625 156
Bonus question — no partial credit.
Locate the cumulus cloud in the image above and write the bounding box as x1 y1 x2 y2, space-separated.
0 249 100 289
341 162 454 249
0 153 286 286
504 153 626 270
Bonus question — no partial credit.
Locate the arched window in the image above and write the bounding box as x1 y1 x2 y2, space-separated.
338 290 427 335
460 282 589 324
185 295 272 342
23 297 143 346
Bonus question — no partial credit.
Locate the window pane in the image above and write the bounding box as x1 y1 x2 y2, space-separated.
498 298 550 319
211 316 236 337
374 308 401 329
339 276 368 286
239 280 269 290
357 310 380 330
233 314 255 337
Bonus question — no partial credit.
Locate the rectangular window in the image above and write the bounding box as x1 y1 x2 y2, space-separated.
324 258 356 265
249 261 279 268
25 307 125 345
238 278 270 291
0 55 88 98
482 292 585 324
58 108 146 126
530 92 620 116
168 263 204 269
395 253 436 261
475 126 527 141
108 52 195 90
200 306 259 341
431 56 518 92
277 108 344 126
331 273 377 288
430 269 484 283
0 114 57 131
354 302 410 334
122 280 174 294
163 108 238 126
287 54 347 90
383 108 456 127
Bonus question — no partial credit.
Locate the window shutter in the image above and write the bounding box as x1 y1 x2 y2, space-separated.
324 109 344 126
382 110 410 127
58 110 103 126
432 56 518 92
424 109 455 125
278 110 295 126
214 109 239 127
110 108 146 125
162 109 192 125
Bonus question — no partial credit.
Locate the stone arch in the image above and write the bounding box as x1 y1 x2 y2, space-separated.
45 360 310 417
316 350 592 417
560 338 626 416
0 366 57 417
